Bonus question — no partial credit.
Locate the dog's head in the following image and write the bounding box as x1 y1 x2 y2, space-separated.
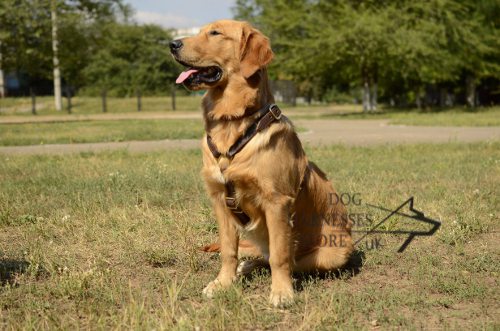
170 20 274 90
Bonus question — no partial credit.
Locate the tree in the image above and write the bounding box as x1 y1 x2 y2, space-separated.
82 23 177 96
384 0 499 108
0 0 127 99
57 0 132 89
234 0 324 103
235 0 393 110
458 0 500 107
0 0 53 87
233 0 500 108
310 1 398 111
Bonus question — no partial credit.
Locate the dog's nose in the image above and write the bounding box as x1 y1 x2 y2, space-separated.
169 39 183 53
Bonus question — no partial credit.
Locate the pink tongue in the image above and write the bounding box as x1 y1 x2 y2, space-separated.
176 68 198 84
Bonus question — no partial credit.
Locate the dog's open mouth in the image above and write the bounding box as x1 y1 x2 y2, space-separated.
175 64 223 85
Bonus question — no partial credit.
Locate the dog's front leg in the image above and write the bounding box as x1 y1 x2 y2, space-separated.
266 199 294 307
203 198 239 298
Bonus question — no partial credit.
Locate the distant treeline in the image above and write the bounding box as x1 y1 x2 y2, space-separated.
235 0 500 109
1 0 499 108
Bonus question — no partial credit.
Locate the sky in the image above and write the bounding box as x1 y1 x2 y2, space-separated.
126 0 236 29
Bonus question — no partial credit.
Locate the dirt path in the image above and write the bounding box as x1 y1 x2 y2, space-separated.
295 119 500 146
1 119 498 155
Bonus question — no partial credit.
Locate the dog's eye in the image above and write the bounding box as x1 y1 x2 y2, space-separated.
209 30 221 36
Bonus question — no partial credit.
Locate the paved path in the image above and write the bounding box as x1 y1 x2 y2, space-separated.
1 119 498 155
295 119 500 146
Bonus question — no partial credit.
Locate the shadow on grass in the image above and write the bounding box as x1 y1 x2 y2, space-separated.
240 249 365 292
0 259 30 286
294 249 365 292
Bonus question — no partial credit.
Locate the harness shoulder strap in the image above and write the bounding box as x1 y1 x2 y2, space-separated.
224 181 251 225
227 104 281 158
206 104 281 160
207 135 221 159
206 103 283 226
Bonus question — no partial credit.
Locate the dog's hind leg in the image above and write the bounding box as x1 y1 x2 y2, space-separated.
237 258 269 276
293 241 353 273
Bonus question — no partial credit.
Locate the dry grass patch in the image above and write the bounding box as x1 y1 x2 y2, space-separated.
0 143 498 329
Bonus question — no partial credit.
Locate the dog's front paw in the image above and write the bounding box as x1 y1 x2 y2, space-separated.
269 288 294 308
203 277 236 298
202 279 223 298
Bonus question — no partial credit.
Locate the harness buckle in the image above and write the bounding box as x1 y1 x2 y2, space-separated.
225 196 238 210
269 104 282 120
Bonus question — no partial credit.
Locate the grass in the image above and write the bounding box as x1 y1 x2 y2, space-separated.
296 106 500 127
0 95 203 116
0 142 498 329
386 107 500 126
0 119 306 146
0 119 204 146
2 95 499 127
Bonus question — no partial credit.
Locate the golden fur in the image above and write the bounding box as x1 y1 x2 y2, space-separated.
172 20 353 307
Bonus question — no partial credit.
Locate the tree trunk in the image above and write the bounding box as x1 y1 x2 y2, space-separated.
51 1 62 111
466 73 476 108
370 82 377 111
415 86 422 110
369 66 378 111
362 76 370 112
439 87 447 108
0 40 5 98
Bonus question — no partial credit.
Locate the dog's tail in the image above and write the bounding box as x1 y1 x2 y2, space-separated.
201 239 262 258
201 242 221 252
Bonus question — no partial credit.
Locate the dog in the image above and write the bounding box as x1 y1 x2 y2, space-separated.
170 20 353 307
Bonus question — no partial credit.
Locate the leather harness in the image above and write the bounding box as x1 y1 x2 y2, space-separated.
206 103 282 226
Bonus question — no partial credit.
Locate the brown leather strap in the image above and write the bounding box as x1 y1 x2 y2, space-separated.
207 135 221 159
207 103 282 227
225 181 251 225
227 104 281 158
207 104 281 160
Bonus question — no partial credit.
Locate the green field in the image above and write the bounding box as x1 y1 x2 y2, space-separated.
0 118 309 147
312 106 500 127
0 95 203 116
2 96 499 127
0 119 204 146
1 143 498 329
386 107 500 126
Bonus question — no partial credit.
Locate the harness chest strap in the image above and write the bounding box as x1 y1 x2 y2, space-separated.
207 104 282 226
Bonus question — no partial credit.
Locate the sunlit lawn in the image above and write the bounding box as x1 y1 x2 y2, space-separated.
0 142 498 329
293 106 500 126
0 119 204 146
0 95 203 115
3 95 499 127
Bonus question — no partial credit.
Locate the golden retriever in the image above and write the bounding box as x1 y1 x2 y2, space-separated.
170 20 353 307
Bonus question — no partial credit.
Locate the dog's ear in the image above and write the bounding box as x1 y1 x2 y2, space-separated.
240 24 274 78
